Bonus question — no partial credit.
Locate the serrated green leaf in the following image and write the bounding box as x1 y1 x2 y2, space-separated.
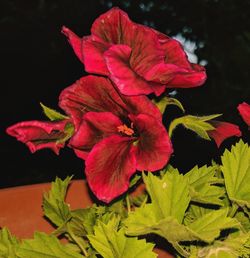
234 211 250 232
188 209 240 243
70 207 98 236
153 97 185 114
126 205 198 242
143 171 190 223
16 232 83 258
43 177 72 227
221 140 250 208
0 228 19 258
40 103 68 121
168 114 221 139
88 216 156 258
184 165 225 206
184 204 214 226
197 232 250 258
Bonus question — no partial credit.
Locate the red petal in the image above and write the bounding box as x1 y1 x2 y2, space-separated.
161 37 192 69
127 24 164 76
92 8 164 76
130 114 173 171
59 75 162 129
104 45 155 95
61 26 84 63
85 135 136 203
145 62 206 88
145 63 183 83
167 63 207 88
59 76 126 129
238 102 250 127
208 121 242 147
122 93 163 121
91 7 133 44
6 120 70 154
69 112 122 157
82 35 111 75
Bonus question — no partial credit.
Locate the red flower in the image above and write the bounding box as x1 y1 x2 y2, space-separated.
60 75 173 202
62 7 206 96
6 120 72 154
238 102 250 128
208 121 242 147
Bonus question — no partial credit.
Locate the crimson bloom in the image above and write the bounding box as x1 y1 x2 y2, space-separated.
6 120 72 154
208 121 242 147
62 7 206 96
59 75 173 202
238 102 250 128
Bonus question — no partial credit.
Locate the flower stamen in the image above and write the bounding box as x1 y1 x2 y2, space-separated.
117 124 134 136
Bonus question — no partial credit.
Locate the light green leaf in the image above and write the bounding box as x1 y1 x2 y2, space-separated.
197 232 250 258
184 165 225 206
69 207 98 236
184 204 215 226
43 176 72 227
16 232 83 258
234 211 250 232
88 216 156 258
168 114 221 139
221 140 250 208
143 171 190 223
126 205 198 242
153 97 185 114
0 228 19 258
56 123 75 144
129 174 141 188
188 209 240 243
40 103 68 121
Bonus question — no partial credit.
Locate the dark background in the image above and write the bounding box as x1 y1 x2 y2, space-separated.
1 0 250 188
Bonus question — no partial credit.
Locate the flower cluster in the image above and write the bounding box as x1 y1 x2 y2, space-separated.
6 8 247 203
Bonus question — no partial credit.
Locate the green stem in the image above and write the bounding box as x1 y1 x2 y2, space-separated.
171 241 190 258
67 225 88 257
126 195 131 213
141 195 148 207
228 202 238 217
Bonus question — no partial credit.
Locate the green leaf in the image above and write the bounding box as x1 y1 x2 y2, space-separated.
234 211 250 232
153 97 185 114
70 207 98 236
184 204 215 226
16 232 83 258
0 228 19 258
129 174 141 188
221 140 250 208
126 205 198 242
184 165 225 206
188 209 240 243
40 103 68 121
197 232 250 258
88 216 156 258
168 114 221 139
143 171 190 223
43 176 72 227
56 123 75 144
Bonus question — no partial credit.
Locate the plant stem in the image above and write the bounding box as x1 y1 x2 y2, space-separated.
126 195 131 213
141 195 148 207
67 225 88 257
172 241 190 257
228 202 238 217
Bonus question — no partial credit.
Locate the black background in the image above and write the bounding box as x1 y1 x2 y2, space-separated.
1 0 250 188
